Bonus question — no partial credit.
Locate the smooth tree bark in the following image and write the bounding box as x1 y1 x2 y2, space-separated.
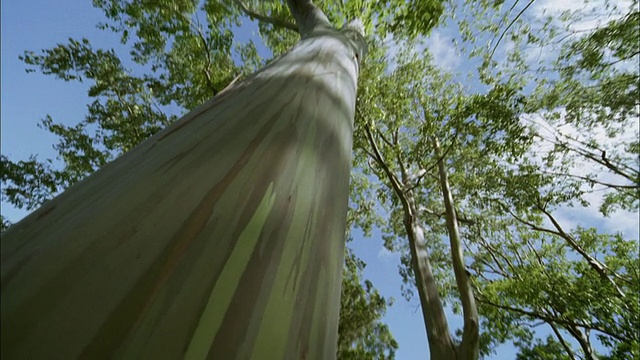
433 138 479 360
1 1 366 358
397 171 458 359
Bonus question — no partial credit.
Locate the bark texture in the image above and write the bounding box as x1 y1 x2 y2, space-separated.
1 8 365 359
399 166 457 360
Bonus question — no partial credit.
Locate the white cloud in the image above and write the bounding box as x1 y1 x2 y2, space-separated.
424 30 460 70
603 209 639 241
524 0 634 66
532 0 591 16
383 29 460 73
520 110 639 241
532 0 632 30
552 197 639 241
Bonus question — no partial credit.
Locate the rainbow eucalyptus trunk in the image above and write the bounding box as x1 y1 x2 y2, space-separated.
1 2 366 358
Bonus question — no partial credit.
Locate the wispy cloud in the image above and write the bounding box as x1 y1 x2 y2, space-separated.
383 29 460 73
521 110 639 240
424 30 460 70
531 0 632 30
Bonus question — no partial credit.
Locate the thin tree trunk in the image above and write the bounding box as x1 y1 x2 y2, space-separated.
364 125 457 359
1 3 366 358
403 204 458 359
566 326 599 360
398 166 458 359
433 138 479 360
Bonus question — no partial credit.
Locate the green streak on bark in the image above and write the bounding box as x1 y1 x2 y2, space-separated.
251 118 318 358
309 263 328 355
185 183 276 360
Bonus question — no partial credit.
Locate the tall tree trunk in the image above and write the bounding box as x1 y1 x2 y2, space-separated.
434 138 479 360
364 126 458 359
398 167 457 359
403 200 458 359
0 3 366 358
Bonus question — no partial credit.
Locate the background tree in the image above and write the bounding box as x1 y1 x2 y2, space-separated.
338 248 397 360
354 42 527 359
348 0 638 358
461 1 639 357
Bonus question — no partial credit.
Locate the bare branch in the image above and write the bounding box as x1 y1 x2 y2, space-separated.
489 0 535 61
549 323 578 360
536 204 627 297
364 124 404 199
539 169 638 190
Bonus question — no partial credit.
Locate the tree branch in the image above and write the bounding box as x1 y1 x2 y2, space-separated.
540 169 638 190
365 119 456 357
475 236 514 278
193 16 216 95
544 131 638 182
564 324 598 360
489 0 535 61
536 204 627 298
549 323 578 360
164 5 217 95
234 0 298 32
495 195 628 297
364 124 405 202
524 114 639 182
421 207 477 225
476 297 628 343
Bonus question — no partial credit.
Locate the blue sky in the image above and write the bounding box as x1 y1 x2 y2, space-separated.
2 1 635 359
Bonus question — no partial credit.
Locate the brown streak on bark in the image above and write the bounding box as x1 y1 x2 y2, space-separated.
206 110 305 358
35 205 55 220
